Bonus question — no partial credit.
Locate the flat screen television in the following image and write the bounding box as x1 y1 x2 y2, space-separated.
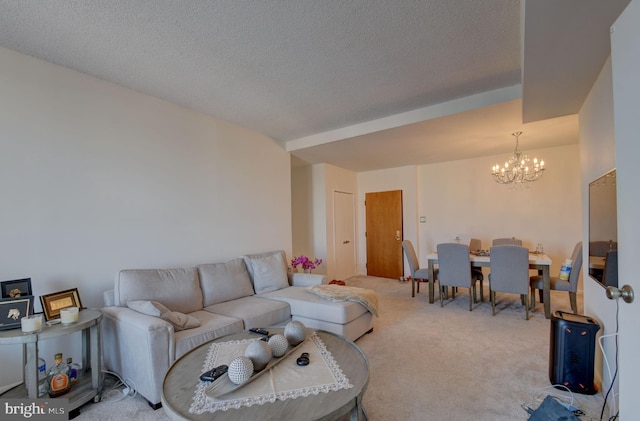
588 169 618 287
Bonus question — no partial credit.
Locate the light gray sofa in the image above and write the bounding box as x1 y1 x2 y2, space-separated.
101 250 374 408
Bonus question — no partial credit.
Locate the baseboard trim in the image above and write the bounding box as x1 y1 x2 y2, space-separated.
0 381 21 395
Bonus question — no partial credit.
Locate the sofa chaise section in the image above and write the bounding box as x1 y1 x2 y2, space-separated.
258 286 374 341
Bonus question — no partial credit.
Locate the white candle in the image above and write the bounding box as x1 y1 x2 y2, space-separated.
21 315 43 333
60 307 79 324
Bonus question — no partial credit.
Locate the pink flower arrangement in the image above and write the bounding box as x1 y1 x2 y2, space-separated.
290 255 323 271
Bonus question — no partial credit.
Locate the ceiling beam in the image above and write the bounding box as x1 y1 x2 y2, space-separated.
286 85 522 152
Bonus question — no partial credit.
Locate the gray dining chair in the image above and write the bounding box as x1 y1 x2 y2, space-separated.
402 240 435 298
589 240 617 257
469 238 485 302
588 241 616 281
492 237 523 246
436 243 481 311
602 249 618 288
489 245 530 319
530 241 582 314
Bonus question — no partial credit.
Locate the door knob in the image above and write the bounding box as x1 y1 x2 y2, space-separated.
343 240 350 244
395 230 400 240
606 285 634 303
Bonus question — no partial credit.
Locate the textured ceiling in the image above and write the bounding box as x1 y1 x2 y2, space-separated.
0 1 629 172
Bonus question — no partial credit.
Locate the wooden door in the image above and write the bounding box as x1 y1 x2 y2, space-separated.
365 190 403 278
333 191 356 280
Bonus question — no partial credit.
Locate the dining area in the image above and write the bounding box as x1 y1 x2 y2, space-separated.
403 237 583 320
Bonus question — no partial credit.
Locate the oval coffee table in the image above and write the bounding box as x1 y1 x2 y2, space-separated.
161 329 369 421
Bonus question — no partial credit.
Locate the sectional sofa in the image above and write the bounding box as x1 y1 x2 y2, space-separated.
101 250 374 408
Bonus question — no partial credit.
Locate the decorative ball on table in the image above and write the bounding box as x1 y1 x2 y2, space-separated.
244 340 273 371
228 356 254 385
267 334 289 357
284 320 307 346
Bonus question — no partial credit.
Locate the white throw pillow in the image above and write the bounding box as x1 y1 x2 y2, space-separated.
245 252 289 293
126 300 200 331
127 300 169 317
160 311 201 331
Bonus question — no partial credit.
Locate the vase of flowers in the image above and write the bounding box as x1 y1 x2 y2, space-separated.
290 255 323 273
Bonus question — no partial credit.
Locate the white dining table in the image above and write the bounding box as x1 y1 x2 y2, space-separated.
589 255 606 270
426 252 554 318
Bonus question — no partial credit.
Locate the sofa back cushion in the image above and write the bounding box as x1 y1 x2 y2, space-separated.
197 258 255 306
114 267 203 314
243 250 290 293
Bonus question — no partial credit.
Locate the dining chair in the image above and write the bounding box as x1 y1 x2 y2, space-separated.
436 243 481 311
492 237 523 246
589 240 617 257
469 238 485 302
489 245 530 319
602 249 618 288
530 241 582 314
402 240 435 298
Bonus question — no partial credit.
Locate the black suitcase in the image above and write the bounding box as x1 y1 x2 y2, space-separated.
549 311 601 394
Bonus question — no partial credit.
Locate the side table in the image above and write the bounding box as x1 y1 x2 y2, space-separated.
0 309 103 411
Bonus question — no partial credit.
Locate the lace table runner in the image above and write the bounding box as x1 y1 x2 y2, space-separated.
189 331 353 414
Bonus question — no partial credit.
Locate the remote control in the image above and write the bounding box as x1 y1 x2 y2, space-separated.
199 365 228 382
249 328 269 336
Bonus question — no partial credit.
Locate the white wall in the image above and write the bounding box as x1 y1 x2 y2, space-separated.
291 164 327 274
0 47 292 389
291 165 315 261
418 144 581 278
355 149 581 280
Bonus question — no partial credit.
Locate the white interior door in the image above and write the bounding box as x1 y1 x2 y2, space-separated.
611 2 640 416
333 191 356 280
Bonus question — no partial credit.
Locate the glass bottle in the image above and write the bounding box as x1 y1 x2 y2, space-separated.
67 357 80 385
47 353 71 397
37 357 48 396
25 357 48 397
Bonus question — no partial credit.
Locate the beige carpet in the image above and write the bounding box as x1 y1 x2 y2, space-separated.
76 276 609 420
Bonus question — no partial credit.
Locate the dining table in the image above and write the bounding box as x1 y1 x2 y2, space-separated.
426 251 554 318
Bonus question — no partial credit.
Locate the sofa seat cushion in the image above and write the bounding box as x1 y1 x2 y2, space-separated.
174 310 244 360
258 286 368 325
204 296 291 330
114 268 203 314
197 259 255 306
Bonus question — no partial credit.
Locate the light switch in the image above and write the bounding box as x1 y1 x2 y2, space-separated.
419 216 426 223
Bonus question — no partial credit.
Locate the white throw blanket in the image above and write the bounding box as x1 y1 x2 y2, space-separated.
307 285 379 317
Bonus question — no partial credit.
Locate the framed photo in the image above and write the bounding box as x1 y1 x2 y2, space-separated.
1 278 33 299
0 296 35 330
40 288 83 321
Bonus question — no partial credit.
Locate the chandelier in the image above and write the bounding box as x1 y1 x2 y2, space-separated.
491 132 545 185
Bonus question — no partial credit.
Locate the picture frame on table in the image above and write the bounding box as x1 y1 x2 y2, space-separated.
0 295 35 330
40 288 83 321
1 278 33 299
